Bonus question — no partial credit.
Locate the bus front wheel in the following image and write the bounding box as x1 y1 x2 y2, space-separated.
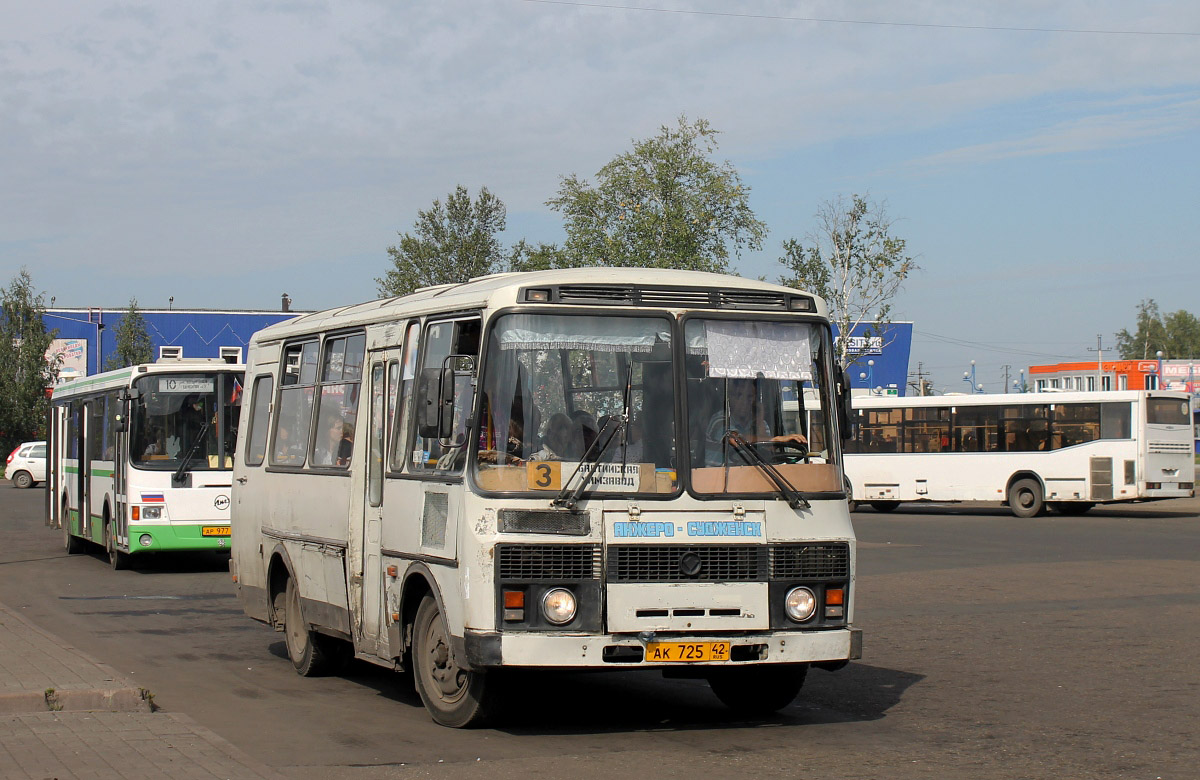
707 664 808 714
870 501 900 513
1009 479 1044 518
63 501 84 555
282 576 346 677
106 520 131 570
412 594 495 728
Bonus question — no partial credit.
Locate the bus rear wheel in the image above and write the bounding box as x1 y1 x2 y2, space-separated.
870 501 900 513
63 501 85 555
707 664 808 715
1008 479 1044 518
412 594 495 728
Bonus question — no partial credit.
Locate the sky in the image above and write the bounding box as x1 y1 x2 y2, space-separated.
3 0 1198 393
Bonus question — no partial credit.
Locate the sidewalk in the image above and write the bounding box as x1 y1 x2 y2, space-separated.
0 601 285 780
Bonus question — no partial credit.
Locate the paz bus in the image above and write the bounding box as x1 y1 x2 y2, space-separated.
842 390 1194 516
47 359 245 568
229 268 861 727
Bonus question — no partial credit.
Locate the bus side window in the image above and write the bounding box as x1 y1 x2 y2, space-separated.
411 318 480 473
390 322 421 473
245 375 274 467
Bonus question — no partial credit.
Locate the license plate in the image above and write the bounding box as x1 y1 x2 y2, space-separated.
645 641 730 662
201 526 231 537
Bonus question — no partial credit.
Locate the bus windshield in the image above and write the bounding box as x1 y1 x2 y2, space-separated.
474 313 678 495
131 372 243 470
684 318 841 497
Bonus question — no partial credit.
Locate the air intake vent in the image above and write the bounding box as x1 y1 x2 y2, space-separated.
527 285 805 311
608 545 767 582
497 544 600 580
498 509 590 536
769 543 850 580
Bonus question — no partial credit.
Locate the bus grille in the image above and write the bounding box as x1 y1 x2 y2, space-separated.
1149 441 1192 454
769 543 851 580
608 545 767 582
496 544 600 580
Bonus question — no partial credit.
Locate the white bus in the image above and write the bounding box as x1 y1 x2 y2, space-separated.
230 268 861 727
48 359 245 568
843 390 1195 516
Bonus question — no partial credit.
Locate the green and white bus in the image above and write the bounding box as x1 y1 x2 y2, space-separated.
47 359 245 568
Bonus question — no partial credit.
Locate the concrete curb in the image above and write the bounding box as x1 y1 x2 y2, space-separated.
0 686 153 714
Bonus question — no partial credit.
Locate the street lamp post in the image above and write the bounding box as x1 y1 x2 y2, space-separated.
1156 350 1164 391
860 359 877 394
963 360 980 393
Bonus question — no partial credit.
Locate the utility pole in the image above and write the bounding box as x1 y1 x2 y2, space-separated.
908 361 930 396
1087 335 1110 391
1002 364 1011 393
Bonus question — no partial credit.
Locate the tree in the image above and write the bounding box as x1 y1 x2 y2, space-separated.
778 194 916 367
546 116 767 271
0 269 57 453
106 298 154 369
377 186 509 297
1116 299 1200 359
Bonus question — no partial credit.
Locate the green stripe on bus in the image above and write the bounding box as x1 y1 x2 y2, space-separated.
126 524 233 553
63 467 115 477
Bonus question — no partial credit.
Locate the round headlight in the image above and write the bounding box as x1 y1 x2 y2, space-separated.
785 586 817 622
541 588 578 625
139 534 153 547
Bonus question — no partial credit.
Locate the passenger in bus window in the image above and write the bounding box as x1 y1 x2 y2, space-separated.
336 422 354 466
531 413 582 461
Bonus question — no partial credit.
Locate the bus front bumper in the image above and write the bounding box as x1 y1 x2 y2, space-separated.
459 627 862 670
125 524 232 553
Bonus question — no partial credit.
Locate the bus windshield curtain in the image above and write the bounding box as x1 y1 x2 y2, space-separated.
689 321 814 381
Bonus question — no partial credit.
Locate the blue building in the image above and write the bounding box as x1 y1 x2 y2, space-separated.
44 305 301 381
835 321 913 397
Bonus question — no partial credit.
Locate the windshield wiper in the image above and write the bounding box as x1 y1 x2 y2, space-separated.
173 416 212 486
722 430 809 510
552 357 635 510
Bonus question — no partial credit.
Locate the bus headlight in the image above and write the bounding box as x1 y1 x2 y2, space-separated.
541 588 577 625
142 507 161 520
785 586 817 622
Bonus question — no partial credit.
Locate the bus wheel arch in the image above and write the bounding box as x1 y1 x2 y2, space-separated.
1006 473 1045 518
266 546 296 629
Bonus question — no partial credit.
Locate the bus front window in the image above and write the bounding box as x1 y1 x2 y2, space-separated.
684 318 842 497
131 373 243 470
473 313 677 496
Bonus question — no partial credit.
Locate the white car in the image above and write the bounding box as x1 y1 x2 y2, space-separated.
6 441 46 489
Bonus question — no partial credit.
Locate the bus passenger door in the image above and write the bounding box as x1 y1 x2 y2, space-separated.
354 352 398 654
79 401 92 540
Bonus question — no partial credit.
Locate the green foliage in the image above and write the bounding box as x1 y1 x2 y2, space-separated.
0 269 57 452
778 194 916 367
546 116 767 271
377 186 509 297
106 298 154 369
1116 299 1200 359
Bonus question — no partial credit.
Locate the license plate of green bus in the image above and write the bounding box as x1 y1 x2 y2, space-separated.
201 526 231 537
646 641 730 662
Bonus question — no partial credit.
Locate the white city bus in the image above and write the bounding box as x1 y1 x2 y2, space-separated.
842 390 1195 516
230 268 861 727
48 360 245 568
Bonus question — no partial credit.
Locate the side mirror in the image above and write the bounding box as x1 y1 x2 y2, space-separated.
437 355 477 443
417 368 441 438
834 364 853 441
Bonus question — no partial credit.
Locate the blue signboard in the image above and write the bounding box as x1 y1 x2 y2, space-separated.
833 322 913 397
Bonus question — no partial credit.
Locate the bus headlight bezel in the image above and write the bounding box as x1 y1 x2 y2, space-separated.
541 588 578 625
784 586 817 622
142 506 162 520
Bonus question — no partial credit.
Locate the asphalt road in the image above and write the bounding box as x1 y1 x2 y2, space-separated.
1 484 1197 779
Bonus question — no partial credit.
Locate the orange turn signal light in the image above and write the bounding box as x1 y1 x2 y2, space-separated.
386 565 398 578
503 590 525 609
131 506 140 522
825 588 845 606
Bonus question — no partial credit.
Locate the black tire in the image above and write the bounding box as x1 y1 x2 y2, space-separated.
870 500 901 513
844 479 857 513
63 502 85 555
281 576 347 677
412 594 495 728
707 664 809 715
106 520 131 570
1052 502 1094 516
11 471 33 489
1008 478 1044 518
